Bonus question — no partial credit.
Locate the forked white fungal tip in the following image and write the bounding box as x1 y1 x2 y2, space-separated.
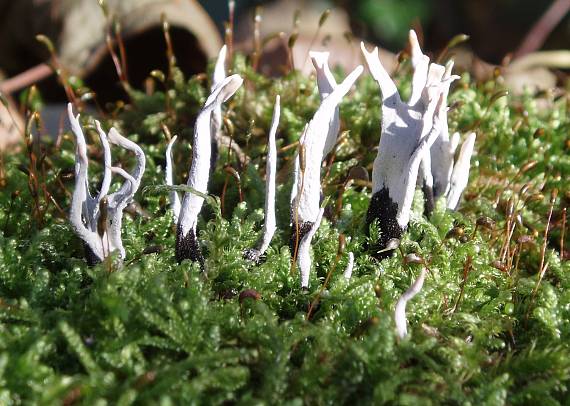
343 252 354 279
207 74 243 106
395 268 427 339
68 112 146 264
167 135 178 148
360 42 398 101
309 50 330 68
360 41 376 57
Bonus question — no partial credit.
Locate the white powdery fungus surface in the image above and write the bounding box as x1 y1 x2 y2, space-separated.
446 132 477 210
244 95 281 263
176 74 243 264
291 65 363 226
395 268 428 339
68 103 146 264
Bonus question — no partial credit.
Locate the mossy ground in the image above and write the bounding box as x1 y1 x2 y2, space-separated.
0 50 569 404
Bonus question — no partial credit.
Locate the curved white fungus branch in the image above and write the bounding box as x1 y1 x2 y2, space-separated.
176 74 243 265
309 51 340 157
105 127 146 259
407 34 477 215
244 95 280 263
298 208 325 288
406 31 459 216
165 135 181 223
68 103 146 265
290 65 363 255
395 267 428 339
361 31 458 260
427 61 460 201
446 132 476 210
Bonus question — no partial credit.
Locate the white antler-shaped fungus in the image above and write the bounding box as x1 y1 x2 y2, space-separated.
175 74 243 265
407 33 476 213
244 95 280 263
68 103 146 264
290 65 363 256
309 51 340 157
210 45 227 168
361 31 457 259
424 60 460 202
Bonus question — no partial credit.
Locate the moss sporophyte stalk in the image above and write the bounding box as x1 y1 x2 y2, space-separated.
1 26 569 405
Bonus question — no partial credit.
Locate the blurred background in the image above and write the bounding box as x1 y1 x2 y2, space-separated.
0 0 569 148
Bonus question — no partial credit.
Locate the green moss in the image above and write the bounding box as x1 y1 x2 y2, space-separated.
0 48 568 404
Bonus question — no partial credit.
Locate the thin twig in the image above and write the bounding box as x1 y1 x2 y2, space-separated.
0 64 52 94
514 0 570 58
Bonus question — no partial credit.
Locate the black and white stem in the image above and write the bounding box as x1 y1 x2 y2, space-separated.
407 31 476 213
68 103 146 265
422 60 460 203
361 33 456 260
175 74 243 265
290 65 363 256
288 52 344 211
395 268 427 339
244 95 280 263
298 208 324 288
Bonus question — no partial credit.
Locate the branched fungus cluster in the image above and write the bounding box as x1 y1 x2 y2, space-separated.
68 104 146 264
68 33 477 337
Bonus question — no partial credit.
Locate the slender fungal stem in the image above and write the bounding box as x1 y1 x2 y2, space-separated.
395 267 428 339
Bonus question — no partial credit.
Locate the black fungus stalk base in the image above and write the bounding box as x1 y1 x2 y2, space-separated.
84 243 102 266
365 188 404 260
243 248 266 265
289 220 314 259
422 182 435 217
176 226 205 268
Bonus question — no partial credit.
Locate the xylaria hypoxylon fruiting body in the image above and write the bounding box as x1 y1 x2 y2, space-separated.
361 31 458 259
175 74 243 265
244 95 280 264
68 103 146 265
290 65 363 259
